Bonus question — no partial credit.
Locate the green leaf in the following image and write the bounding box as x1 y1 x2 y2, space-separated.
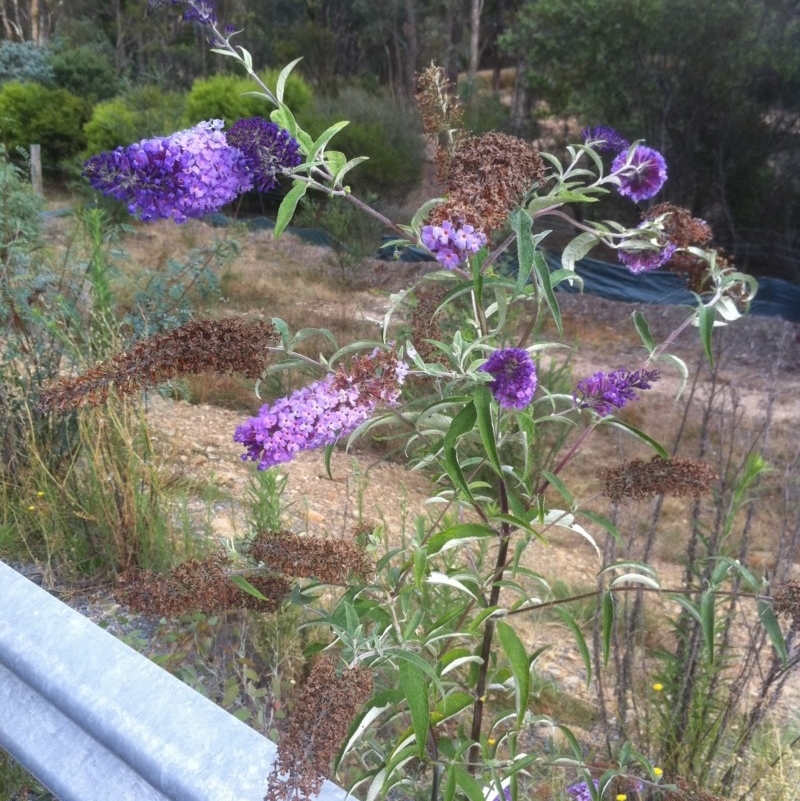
696 299 715 367
632 310 655 352
398 659 430 760
553 607 592 685
275 181 307 238
601 419 669 458
758 599 788 666
443 401 477 502
602 591 615 667
332 155 370 186
700 589 716 663
230 575 270 602
510 208 535 292
275 57 303 103
561 231 598 272
453 767 486 801
533 250 562 334
310 120 349 162
474 385 502 475
426 523 496 556
496 621 530 726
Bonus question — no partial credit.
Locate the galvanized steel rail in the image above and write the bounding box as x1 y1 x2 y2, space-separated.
0 560 347 801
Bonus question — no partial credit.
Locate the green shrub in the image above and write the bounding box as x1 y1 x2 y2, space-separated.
50 43 121 104
183 74 267 127
83 85 185 155
302 86 423 199
0 40 53 85
184 70 314 128
0 81 88 165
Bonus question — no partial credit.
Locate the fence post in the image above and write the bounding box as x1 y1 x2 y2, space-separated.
30 144 43 196
0 560 348 801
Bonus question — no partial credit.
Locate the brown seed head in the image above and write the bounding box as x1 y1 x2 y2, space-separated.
773 579 800 632
37 318 277 414
116 552 290 616
247 531 373 585
601 456 718 503
266 657 373 801
429 132 546 235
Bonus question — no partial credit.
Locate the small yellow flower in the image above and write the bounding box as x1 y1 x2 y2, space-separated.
27 505 36 511
616 795 627 801
652 682 664 692
487 737 497 746
653 767 663 778
36 491 45 497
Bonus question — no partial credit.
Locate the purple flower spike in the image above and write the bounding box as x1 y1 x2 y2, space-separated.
83 120 250 223
421 220 487 269
479 348 537 410
567 780 599 801
618 240 677 274
612 144 668 202
582 126 630 156
227 117 303 193
171 0 217 25
575 368 660 416
234 351 407 470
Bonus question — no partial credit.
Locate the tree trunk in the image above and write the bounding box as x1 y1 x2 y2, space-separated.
468 0 482 83
403 0 418 100
509 55 532 136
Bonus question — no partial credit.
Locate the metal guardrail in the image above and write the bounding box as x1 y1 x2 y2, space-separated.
0 560 348 801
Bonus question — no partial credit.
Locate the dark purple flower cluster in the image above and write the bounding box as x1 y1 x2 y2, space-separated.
83 118 302 224
420 220 487 269
575 368 660 416
582 126 630 156
479 348 537 410
618 234 677 274
234 353 408 470
611 145 668 202
169 0 217 24
227 117 303 193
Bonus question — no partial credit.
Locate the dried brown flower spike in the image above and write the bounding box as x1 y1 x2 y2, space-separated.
601 456 718 503
37 318 277 414
266 657 373 801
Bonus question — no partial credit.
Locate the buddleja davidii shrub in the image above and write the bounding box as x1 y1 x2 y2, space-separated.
0 81 89 165
62 3 783 801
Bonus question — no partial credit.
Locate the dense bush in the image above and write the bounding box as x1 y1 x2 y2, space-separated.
302 86 424 199
0 40 53 85
0 81 88 165
50 43 121 104
83 85 185 155
183 69 313 127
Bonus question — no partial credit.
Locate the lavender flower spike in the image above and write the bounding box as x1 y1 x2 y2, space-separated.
227 117 303 193
611 144 668 202
618 240 677 274
575 368 660 416
83 120 250 223
421 219 487 269
234 350 407 470
479 348 537 410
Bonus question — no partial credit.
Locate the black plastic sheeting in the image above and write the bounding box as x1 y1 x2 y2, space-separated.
202 217 800 323
541 251 800 323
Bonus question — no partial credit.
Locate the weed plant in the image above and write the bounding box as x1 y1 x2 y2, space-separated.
11 5 800 801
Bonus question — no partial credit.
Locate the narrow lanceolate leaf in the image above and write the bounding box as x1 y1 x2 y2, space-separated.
425 523 495 556
230 575 270 601
533 250 562 334
758 599 789 666
398 660 430 760
632 310 655 352
554 607 591 686
496 621 530 726
700 589 716 664
695 298 715 367
601 419 669 458
443 401 477 502
473 386 502 476
275 57 303 103
561 231 598 272
510 208 535 292
602 591 615 667
274 181 307 238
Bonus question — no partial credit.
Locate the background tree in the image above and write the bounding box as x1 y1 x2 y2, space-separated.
503 0 800 278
